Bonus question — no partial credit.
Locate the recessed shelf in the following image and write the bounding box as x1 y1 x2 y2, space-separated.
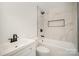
48 19 65 27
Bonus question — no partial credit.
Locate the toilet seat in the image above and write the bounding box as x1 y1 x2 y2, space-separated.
36 46 50 56
37 46 50 53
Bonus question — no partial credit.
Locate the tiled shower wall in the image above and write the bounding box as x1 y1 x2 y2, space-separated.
37 2 77 47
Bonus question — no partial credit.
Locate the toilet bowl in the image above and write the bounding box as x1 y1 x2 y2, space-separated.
36 46 50 56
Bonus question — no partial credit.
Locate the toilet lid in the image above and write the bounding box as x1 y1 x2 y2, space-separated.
37 46 50 53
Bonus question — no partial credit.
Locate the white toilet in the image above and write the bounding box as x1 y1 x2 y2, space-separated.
36 46 50 56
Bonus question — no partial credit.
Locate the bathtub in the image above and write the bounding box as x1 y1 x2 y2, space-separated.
0 38 36 56
38 38 78 56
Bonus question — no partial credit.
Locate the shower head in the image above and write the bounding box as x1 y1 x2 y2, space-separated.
41 11 45 15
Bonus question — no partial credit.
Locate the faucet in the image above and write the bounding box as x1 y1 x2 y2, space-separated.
9 34 19 43
40 35 44 37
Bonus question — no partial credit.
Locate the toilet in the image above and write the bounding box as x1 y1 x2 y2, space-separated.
36 46 50 56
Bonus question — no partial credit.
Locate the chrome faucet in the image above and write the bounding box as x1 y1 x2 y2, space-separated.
9 34 19 43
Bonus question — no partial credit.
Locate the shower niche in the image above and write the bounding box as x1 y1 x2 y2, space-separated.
48 19 65 27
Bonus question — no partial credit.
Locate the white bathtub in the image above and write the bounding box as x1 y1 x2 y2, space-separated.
38 38 78 56
0 38 36 56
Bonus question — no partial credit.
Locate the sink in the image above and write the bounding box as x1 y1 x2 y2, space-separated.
0 38 36 56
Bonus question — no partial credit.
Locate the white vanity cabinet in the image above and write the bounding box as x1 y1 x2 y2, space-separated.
13 42 36 56
4 42 36 56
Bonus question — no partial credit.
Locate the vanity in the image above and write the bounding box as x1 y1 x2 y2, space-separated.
0 38 37 56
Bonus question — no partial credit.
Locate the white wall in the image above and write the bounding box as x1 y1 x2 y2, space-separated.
37 2 77 47
0 2 37 44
